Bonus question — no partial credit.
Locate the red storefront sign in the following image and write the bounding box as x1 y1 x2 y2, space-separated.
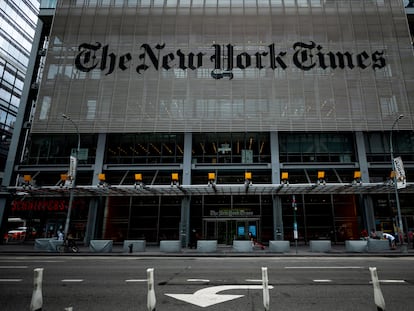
11 199 83 212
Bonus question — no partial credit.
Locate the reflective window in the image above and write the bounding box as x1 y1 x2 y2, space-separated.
365 131 414 163
279 133 355 163
193 132 270 164
105 133 184 164
26 134 97 165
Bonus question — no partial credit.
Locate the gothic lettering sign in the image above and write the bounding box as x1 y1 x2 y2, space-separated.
74 41 386 80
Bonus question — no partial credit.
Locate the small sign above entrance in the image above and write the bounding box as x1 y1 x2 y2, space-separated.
210 209 254 217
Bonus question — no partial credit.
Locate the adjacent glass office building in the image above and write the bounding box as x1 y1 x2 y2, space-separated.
0 0 39 180
2 0 414 246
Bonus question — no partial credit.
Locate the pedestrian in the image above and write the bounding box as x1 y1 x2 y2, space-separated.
370 228 379 239
189 229 197 249
383 233 396 250
57 230 64 241
361 229 368 240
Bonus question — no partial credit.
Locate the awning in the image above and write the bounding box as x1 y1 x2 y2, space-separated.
6 182 414 198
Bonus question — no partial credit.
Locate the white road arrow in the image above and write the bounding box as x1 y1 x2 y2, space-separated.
165 284 274 308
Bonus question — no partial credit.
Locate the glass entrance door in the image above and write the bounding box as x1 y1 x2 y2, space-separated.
203 218 260 245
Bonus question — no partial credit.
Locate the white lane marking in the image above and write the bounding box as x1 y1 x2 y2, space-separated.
0 266 28 269
246 279 263 282
187 279 210 282
61 279 84 282
125 279 147 282
0 279 23 282
313 279 332 283
285 266 363 269
0 260 64 263
371 280 406 284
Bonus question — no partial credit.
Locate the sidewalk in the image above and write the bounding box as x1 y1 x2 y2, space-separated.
1 241 414 257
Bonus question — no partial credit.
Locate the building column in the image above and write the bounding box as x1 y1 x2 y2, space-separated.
355 132 369 183
180 132 192 247
270 131 283 239
363 195 376 234
84 133 106 245
272 196 284 239
355 132 375 232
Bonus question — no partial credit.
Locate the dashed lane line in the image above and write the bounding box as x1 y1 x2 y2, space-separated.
0 266 28 269
285 266 363 269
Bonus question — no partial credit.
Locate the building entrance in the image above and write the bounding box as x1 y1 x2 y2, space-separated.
203 218 260 245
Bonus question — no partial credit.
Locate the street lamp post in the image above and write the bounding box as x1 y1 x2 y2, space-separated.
389 114 406 252
62 114 80 240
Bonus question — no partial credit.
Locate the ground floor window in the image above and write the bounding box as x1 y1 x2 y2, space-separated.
282 194 361 243
5 197 89 243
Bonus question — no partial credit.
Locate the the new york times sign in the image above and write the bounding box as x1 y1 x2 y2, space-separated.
75 41 386 79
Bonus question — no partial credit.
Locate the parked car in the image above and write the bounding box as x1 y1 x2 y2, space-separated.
5 227 37 242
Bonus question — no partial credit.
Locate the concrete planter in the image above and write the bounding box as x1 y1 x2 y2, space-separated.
160 240 181 253
269 240 290 253
367 239 390 252
310 240 331 252
232 240 253 252
197 240 217 253
34 238 65 252
345 240 368 253
89 240 113 253
123 240 146 253
48 239 64 252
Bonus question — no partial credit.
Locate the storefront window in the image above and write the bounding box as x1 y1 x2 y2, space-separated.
102 196 181 243
282 194 359 243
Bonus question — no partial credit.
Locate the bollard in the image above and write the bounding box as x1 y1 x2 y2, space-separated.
147 268 156 311
369 267 386 311
30 268 44 311
262 267 270 311
128 244 133 253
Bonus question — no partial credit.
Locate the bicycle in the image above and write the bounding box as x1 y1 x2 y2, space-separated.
56 239 79 253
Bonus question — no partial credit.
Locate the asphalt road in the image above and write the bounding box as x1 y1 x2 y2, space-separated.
1 255 413 311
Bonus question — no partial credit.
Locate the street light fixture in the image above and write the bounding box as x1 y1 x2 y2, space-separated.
61 113 80 240
389 114 406 252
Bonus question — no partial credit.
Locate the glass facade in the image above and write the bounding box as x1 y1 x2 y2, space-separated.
0 0 39 174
